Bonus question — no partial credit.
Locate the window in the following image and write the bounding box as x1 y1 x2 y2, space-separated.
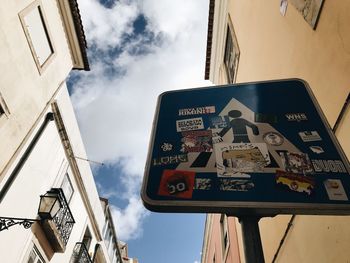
220 214 230 261
27 245 45 263
223 20 240 84
0 105 4 117
83 227 92 252
61 173 74 203
0 92 10 121
19 0 54 73
103 219 118 262
108 242 116 261
104 225 113 249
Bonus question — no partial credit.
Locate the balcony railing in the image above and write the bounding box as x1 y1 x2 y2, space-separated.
70 242 93 263
41 188 75 252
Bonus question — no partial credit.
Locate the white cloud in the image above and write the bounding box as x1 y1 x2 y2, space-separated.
70 0 210 241
79 0 140 50
110 196 149 240
141 0 204 39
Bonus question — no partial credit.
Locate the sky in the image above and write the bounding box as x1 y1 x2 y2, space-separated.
67 0 211 262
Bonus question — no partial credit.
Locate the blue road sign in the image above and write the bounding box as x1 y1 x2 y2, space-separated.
141 79 350 215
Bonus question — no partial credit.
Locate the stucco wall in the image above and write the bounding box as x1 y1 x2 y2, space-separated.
228 0 350 126
202 214 241 263
209 0 350 262
0 87 109 262
0 0 74 181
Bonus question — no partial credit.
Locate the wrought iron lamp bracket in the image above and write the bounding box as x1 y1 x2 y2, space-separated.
0 217 40 232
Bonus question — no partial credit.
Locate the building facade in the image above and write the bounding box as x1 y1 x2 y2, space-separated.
202 0 350 262
100 198 125 263
0 0 127 262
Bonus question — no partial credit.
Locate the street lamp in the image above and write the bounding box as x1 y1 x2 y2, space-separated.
38 189 62 220
0 189 62 232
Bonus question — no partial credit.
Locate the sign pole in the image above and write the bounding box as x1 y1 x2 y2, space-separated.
238 216 265 263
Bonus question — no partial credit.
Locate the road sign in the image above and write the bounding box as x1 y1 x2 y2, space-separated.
141 79 350 215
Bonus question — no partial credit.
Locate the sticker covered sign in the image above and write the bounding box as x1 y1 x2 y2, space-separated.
141 79 350 215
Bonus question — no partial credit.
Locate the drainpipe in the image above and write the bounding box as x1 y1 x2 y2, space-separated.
0 113 54 202
332 92 350 133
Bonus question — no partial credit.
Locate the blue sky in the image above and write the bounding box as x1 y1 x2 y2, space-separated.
67 0 210 262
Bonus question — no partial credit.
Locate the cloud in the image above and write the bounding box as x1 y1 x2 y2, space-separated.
79 0 140 50
141 0 204 39
110 196 149 240
69 0 210 241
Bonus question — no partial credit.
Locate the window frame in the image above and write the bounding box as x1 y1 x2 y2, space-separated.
60 173 74 204
19 0 55 74
24 243 47 263
0 92 10 127
82 227 92 252
223 16 240 84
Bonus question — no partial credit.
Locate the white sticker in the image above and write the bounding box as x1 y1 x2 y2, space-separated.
215 143 271 177
161 143 173 152
263 132 284 146
285 113 307 121
298 131 322 142
310 146 324 154
324 179 348 201
176 117 204 132
178 106 215 116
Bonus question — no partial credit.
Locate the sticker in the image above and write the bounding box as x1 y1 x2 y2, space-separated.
209 116 229 129
176 117 204 132
153 154 188 166
263 132 284 146
276 170 315 195
179 106 215 116
309 146 324 154
298 131 322 142
312 160 347 173
324 179 348 201
220 179 255 191
211 132 223 144
158 170 195 198
194 178 212 190
285 113 308 121
215 143 271 177
280 152 313 174
255 113 278 124
180 130 213 153
161 143 173 152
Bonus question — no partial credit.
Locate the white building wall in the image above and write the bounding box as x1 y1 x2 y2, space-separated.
56 86 108 232
0 0 74 180
0 0 122 262
0 87 110 262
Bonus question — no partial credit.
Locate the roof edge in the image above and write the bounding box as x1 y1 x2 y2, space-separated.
68 0 90 71
204 0 215 80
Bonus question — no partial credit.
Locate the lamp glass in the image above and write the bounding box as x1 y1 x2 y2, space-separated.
38 193 61 219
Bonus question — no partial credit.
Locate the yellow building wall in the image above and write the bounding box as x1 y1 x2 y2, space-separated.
217 0 350 262
229 0 349 126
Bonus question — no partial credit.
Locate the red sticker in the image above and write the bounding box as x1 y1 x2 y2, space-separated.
158 170 196 199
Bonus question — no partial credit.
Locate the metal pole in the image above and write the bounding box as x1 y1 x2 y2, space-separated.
238 216 265 263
